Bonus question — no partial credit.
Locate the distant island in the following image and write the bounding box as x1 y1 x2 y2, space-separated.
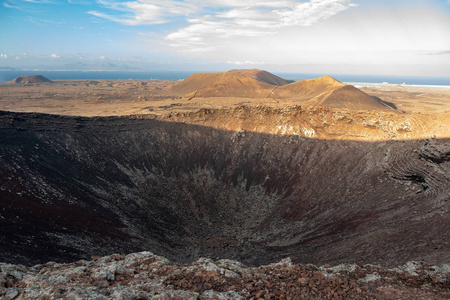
1 62 141 72
0 67 17 71
48 62 141 71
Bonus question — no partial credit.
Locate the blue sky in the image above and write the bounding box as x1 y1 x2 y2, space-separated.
1 0 450 75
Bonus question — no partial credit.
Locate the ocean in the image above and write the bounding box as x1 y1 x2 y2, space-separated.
0 71 194 82
1 70 449 86
277 73 450 86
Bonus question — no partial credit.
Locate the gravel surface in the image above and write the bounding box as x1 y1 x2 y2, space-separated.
1 251 449 299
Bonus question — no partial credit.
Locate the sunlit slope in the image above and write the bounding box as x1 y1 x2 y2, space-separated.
169 70 395 111
170 69 291 98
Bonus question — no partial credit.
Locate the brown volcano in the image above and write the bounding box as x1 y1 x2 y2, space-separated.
227 69 294 86
10 75 51 84
169 69 292 99
169 70 395 112
271 75 345 101
273 76 395 111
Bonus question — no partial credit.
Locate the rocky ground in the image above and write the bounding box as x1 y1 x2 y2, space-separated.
1 251 449 299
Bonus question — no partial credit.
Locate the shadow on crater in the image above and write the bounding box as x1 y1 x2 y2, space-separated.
0 111 449 267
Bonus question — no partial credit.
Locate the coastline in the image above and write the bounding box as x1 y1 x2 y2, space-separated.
1 70 450 86
348 82 450 89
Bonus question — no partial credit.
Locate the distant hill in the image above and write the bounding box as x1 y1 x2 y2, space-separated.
169 69 395 111
227 69 294 86
271 75 346 101
304 85 395 111
169 69 292 98
272 76 395 111
10 75 51 84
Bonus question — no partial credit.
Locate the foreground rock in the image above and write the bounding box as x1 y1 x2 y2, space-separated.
1 251 449 299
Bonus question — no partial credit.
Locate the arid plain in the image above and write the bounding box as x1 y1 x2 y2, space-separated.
0 69 450 140
1 75 450 116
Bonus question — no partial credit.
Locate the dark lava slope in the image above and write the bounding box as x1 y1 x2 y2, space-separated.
0 111 449 267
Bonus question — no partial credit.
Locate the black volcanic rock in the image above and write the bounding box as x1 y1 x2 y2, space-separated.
0 110 448 268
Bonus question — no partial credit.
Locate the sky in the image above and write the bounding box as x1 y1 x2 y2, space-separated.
1 0 450 76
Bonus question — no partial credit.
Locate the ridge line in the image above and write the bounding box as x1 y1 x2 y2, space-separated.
267 86 279 98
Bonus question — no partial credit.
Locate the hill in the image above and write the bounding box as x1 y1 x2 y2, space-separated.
169 70 395 112
169 69 292 98
304 85 396 111
271 75 346 101
226 69 294 86
272 76 394 111
10 75 51 84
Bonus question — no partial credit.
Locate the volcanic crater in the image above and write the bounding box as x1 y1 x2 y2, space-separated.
0 70 449 270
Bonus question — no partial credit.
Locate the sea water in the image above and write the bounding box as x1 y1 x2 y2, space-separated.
277 73 450 86
0 70 449 86
0 71 194 82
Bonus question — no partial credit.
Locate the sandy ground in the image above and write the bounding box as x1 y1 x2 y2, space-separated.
353 82 450 114
0 79 449 117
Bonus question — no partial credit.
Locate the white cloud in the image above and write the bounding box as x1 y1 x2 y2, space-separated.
51 54 60 58
88 11 142 25
3 2 17 8
200 0 297 8
85 0 450 76
3 0 55 12
228 60 266 65
426 50 450 56
275 0 351 26
165 0 355 53
2 1 34 10
163 1 450 73
25 17 64 25
0 54 8 59
89 0 197 25
68 0 92 4
217 8 274 20
20 0 54 3
165 18 276 47
89 0 353 28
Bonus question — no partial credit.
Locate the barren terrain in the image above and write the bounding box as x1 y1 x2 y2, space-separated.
1 76 449 118
0 71 449 298
356 82 450 114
